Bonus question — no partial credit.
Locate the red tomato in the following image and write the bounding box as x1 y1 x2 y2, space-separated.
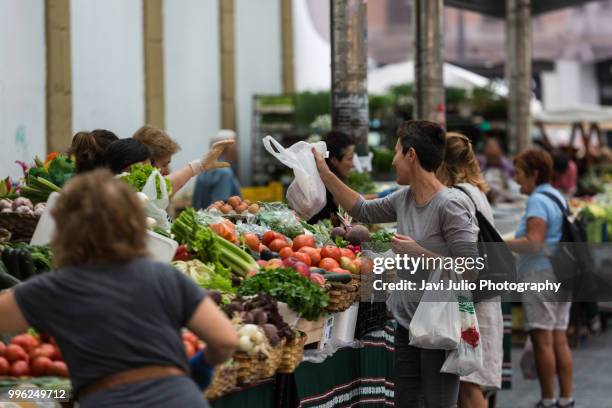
263 231 277 246
182 331 198 344
319 258 340 271
30 344 55 360
50 347 63 361
320 246 341 261
299 247 321 266
269 239 290 253
243 233 261 251
31 356 53 377
278 247 294 259
339 248 356 260
4 344 28 363
11 334 39 352
183 341 196 358
292 234 316 251
49 361 69 378
10 360 30 377
292 252 312 266
0 357 9 375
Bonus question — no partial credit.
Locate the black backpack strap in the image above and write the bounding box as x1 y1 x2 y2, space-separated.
538 191 569 215
451 185 478 210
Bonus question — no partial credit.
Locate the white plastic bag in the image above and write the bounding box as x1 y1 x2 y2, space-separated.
440 295 483 376
263 136 328 219
409 269 461 350
520 337 537 380
140 169 170 230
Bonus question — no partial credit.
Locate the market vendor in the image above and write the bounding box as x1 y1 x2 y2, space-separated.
192 130 242 210
133 125 235 195
313 120 480 408
0 170 238 408
68 129 119 173
308 130 355 225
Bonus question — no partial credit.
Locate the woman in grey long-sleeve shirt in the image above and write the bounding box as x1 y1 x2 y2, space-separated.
313 120 479 408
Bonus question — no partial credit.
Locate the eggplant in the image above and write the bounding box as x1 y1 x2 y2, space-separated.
259 249 275 261
2 248 21 280
321 272 352 283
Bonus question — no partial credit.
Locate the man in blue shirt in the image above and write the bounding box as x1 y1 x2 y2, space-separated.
192 130 242 209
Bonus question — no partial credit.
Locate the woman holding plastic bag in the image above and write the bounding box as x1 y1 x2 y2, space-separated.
312 120 480 408
436 133 503 408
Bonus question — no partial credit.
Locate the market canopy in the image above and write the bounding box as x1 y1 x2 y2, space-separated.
368 60 492 94
444 0 601 18
533 105 612 124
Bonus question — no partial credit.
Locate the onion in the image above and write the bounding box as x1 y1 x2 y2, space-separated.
238 335 253 352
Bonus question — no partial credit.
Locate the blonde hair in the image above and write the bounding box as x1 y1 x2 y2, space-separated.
437 132 490 193
51 169 148 268
133 125 180 163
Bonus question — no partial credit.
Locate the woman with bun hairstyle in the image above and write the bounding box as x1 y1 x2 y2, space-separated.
68 129 119 173
436 132 503 408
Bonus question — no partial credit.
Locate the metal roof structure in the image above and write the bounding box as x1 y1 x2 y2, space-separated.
445 0 601 18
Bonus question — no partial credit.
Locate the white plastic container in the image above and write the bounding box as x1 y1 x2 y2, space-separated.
331 302 359 343
146 230 178 263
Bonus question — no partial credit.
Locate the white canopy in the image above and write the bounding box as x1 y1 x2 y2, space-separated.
367 60 492 94
532 104 612 124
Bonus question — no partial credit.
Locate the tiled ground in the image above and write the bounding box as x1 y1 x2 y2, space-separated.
497 327 612 408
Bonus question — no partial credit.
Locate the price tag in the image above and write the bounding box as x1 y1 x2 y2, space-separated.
319 314 335 349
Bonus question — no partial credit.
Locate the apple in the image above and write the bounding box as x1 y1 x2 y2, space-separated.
309 273 325 287
265 258 283 270
282 257 300 268
292 262 310 278
339 257 358 274
256 260 268 268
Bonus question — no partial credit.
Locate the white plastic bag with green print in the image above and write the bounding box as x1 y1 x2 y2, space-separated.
140 170 170 231
440 295 482 376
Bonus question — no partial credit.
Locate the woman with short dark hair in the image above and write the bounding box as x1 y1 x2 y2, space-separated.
506 148 574 408
308 130 355 224
313 120 479 407
103 138 153 174
0 170 238 408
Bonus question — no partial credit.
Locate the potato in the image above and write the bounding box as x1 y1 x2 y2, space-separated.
220 204 233 214
227 196 242 209
248 203 260 214
235 203 248 214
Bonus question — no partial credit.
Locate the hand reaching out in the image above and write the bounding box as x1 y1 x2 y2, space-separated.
190 139 235 175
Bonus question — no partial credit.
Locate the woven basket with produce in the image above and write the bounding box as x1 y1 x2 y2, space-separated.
325 278 360 313
278 331 307 374
204 361 237 400
0 198 44 242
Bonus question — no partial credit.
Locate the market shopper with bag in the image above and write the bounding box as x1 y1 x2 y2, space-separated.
0 170 238 407
313 120 480 408
436 132 503 408
506 149 574 408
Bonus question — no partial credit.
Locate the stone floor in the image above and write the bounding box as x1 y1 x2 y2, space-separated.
496 327 612 408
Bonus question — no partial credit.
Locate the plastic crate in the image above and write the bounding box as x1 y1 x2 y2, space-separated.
240 182 284 203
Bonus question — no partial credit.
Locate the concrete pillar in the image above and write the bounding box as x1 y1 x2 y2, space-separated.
330 0 369 154
45 0 72 153
413 0 444 125
220 0 236 131
506 0 532 154
281 0 295 94
143 0 165 129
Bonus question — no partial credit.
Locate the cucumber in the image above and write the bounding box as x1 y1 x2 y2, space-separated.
18 249 37 280
0 261 20 289
321 272 352 283
2 248 21 280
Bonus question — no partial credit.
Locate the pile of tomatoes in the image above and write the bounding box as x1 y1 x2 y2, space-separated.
0 333 68 378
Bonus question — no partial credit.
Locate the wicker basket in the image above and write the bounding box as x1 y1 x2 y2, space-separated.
325 278 360 313
278 332 307 374
251 338 285 380
204 362 238 400
233 352 256 384
0 212 39 242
